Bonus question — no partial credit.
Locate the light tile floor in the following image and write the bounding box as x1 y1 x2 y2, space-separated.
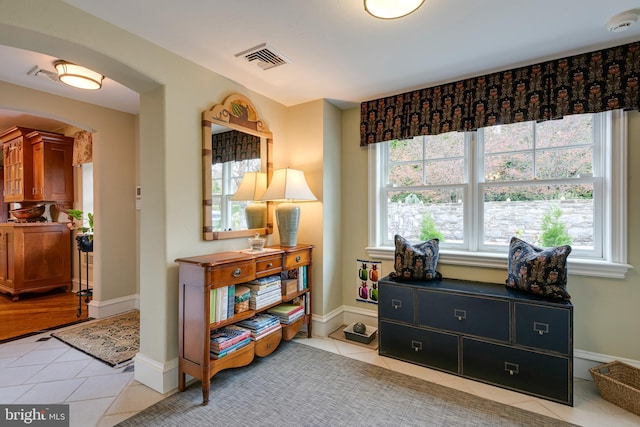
1 331 639 427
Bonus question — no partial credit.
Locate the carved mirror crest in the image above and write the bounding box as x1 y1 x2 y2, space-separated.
202 93 273 240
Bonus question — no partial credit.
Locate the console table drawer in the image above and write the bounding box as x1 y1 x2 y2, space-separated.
255 255 283 278
379 284 414 324
208 261 256 286
514 303 571 355
417 290 510 342
283 249 311 269
462 338 571 404
380 321 458 373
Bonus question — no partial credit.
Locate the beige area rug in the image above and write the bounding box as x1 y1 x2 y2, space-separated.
329 324 379 350
52 310 139 367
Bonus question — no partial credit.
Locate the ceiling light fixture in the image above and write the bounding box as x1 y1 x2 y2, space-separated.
54 60 104 90
364 0 425 19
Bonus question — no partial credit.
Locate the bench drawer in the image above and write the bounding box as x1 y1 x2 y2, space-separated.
380 321 458 373
417 290 510 342
462 338 571 404
514 302 571 354
379 283 414 324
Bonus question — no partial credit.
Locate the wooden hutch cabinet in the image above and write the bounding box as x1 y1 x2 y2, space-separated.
176 244 313 404
0 126 74 204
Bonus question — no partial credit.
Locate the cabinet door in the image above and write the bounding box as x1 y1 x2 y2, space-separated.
3 139 25 202
380 321 458 373
0 228 12 286
462 338 571 404
32 139 74 202
417 290 510 342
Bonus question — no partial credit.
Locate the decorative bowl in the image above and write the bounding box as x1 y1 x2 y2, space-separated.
10 204 46 220
248 233 265 251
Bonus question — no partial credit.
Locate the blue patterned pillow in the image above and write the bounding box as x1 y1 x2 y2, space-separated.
390 235 441 281
505 237 572 300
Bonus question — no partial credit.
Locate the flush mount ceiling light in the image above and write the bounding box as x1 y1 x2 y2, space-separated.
364 0 425 19
606 9 640 32
54 60 104 90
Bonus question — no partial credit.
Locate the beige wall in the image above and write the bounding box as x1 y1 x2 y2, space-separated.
341 106 640 362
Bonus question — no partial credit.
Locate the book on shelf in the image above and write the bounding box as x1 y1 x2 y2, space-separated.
217 286 228 322
252 323 282 340
210 337 251 359
297 265 308 291
250 294 282 310
226 285 235 320
210 325 251 351
209 288 217 323
268 303 304 316
236 313 280 331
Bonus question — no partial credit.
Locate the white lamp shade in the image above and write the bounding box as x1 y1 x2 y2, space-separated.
231 172 267 201
260 168 316 202
54 60 104 90
364 0 425 19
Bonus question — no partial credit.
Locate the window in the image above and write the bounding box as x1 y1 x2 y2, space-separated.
368 111 629 278
211 158 260 231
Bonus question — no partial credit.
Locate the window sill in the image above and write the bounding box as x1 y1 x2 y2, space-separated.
365 246 633 279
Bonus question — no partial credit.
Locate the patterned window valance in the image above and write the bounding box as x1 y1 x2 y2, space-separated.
212 130 261 164
360 41 640 146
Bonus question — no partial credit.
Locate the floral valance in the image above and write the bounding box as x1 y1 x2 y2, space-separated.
212 130 261 164
360 41 640 146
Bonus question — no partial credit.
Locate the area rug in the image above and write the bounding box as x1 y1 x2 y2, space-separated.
52 310 139 367
116 340 576 427
329 324 379 350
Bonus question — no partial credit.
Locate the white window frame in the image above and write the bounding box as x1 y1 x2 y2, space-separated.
367 110 631 279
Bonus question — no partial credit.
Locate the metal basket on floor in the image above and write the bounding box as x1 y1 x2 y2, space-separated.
589 360 640 416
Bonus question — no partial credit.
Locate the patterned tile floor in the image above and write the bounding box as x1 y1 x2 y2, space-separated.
0 331 639 426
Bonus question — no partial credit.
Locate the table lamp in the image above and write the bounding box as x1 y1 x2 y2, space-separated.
260 168 316 246
231 172 267 229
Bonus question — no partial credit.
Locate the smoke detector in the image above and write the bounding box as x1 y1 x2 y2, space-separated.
235 43 291 70
606 10 640 32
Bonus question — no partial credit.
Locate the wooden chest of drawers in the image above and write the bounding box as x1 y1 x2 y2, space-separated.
378 276 573 405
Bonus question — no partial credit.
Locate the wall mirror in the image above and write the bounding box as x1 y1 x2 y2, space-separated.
202 93 273 240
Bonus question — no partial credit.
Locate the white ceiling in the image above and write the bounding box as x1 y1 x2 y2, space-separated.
2 0 640 130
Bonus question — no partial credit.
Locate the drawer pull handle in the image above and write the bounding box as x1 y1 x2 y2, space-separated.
232 268 242 278
296 255 301 262
505 362 519 375
533 322 549 335
411 340 422 352
391 299 402 309
454 309 466 321
266 263 273 268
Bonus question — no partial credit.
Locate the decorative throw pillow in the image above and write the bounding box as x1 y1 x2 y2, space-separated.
505 237 572 300
390 235 441 281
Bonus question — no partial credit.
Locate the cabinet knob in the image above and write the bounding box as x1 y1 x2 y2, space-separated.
296 256 301 262
232 268 242 277
267 263 273 268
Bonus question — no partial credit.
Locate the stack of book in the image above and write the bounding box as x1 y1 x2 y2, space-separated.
244 275 282 310
236 313 282 340
209 285 236 323
267 304 305 325
209 325 251 360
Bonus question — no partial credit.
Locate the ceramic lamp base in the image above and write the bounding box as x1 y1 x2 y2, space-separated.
276 202 299 246
245 202 267 229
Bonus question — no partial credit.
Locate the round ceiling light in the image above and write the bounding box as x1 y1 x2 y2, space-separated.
364 0 425 19
606 10 640 32
54 60 104 90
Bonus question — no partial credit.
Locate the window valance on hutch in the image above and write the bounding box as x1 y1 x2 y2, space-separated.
212 130 261 164
360 41 640 146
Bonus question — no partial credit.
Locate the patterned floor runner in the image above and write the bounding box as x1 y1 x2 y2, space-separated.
52 310 139 367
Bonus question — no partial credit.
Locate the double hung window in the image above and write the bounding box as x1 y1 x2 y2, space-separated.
368 111 628 278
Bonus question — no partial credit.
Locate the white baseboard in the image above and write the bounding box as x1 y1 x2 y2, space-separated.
315 305 640 381
133 352 178 395
87 293 139 318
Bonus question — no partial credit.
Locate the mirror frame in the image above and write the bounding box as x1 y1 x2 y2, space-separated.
202 93 273 240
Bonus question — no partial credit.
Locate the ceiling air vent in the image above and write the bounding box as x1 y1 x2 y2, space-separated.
235 43 291 70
